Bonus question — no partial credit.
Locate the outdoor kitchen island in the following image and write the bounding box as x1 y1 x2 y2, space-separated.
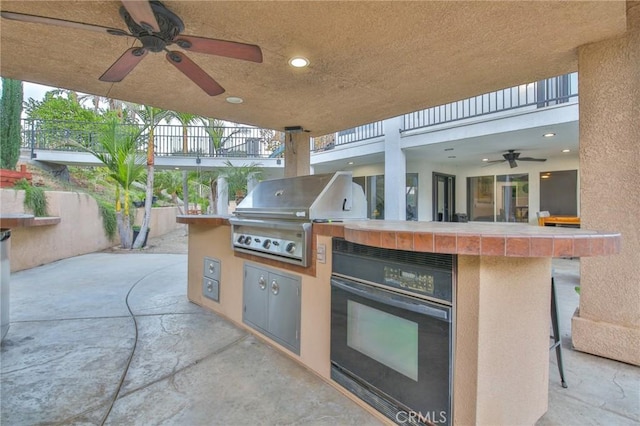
177 215 620 425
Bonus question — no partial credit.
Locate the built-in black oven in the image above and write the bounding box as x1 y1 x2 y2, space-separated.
330 239 454 426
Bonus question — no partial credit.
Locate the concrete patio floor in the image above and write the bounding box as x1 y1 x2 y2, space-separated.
1 249 638 425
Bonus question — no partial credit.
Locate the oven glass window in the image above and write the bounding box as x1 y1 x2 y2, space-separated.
347 300 418 381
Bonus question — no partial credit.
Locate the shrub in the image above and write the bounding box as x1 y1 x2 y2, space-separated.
14 179 48 217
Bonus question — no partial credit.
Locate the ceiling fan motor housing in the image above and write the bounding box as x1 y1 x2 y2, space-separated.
119 1 184 51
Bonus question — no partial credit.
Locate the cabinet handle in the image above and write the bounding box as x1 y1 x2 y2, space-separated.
271 280 280 295
258 276 266 290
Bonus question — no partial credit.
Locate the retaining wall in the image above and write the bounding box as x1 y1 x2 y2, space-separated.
1 189 179 272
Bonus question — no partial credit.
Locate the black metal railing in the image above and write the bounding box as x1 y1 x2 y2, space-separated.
311 121 384 152
309 73 577 151
20 119 285 159
402 73 578 131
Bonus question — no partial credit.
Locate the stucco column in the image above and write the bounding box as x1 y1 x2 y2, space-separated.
215 176 228 216
383 116 406 220
284 132 311 177
572 2 640 365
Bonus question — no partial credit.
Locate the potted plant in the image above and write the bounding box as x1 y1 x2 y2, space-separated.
132 225 150 248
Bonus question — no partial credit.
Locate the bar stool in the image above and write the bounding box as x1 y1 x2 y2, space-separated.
550 276 568 388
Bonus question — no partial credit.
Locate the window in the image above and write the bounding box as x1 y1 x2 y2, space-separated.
366 175 386 219
406 174 418 221
467 176 495 222
467 174 529 222
357 174 418 220
496 174 528 222
540 170 577 215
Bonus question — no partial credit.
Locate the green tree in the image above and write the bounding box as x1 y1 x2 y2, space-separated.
24 90 102 122
127 104 169 249
155 170 184 204
72 119 145 248
0 77 24 170
24 90 123 149
170 111 200 214
189 169 219 214
221 160 263 202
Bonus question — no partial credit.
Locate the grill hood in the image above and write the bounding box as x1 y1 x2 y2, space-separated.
234 171 366 221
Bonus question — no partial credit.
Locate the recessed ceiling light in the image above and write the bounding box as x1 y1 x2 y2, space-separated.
562 149 570 153
543 132 556 138
226 96 244 104
482 158 489 162
289 56 310 68
347 161 354 165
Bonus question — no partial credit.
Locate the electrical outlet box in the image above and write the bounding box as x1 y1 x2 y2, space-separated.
203 257 221 302
203 277 220 302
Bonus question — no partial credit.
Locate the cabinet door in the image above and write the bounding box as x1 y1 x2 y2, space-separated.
267 272 301 354
243 265 269 332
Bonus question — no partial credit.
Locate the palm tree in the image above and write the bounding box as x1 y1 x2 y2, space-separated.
170 111 200 214
199 117 249 157
128 104 169 248
155 170 184 204
71 119 145 248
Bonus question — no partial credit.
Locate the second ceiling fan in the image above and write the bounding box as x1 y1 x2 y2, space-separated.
485 150 547 168
1 0 263 96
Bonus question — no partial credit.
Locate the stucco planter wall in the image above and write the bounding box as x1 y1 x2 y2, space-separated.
1 189 180 272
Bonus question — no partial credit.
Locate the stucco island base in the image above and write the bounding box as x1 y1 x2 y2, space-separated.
181 218 560 425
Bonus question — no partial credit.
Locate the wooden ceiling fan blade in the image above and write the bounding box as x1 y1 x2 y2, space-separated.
175 35 263 63
120 0 160 32
519 157 547 162
166 51 225 96
99 48 148 82
0 11 129 36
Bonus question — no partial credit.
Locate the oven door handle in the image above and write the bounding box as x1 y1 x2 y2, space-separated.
331 277 450 322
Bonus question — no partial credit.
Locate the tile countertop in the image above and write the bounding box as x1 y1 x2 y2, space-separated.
313 220 621 258
176 216 621 258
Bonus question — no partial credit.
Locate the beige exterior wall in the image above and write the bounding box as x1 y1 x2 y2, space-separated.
573 6 640 365
1 189 179 272
133 206 180 239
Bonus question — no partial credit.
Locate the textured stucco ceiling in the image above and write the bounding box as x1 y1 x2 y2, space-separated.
0 1 627 136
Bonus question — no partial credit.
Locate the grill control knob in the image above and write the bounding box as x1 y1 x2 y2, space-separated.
244 236 252 245
285 242 296 254
237 235 245 244
262 239 271 249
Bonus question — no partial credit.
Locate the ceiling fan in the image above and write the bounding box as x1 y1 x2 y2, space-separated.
1 1 263 96
484 149 547 168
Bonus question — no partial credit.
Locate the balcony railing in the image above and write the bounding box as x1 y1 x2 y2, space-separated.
311 121 384 152
402 73 578 131
310 73 578 150
20 119 285 159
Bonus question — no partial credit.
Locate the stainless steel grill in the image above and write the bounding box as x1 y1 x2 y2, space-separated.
229 172 366 266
